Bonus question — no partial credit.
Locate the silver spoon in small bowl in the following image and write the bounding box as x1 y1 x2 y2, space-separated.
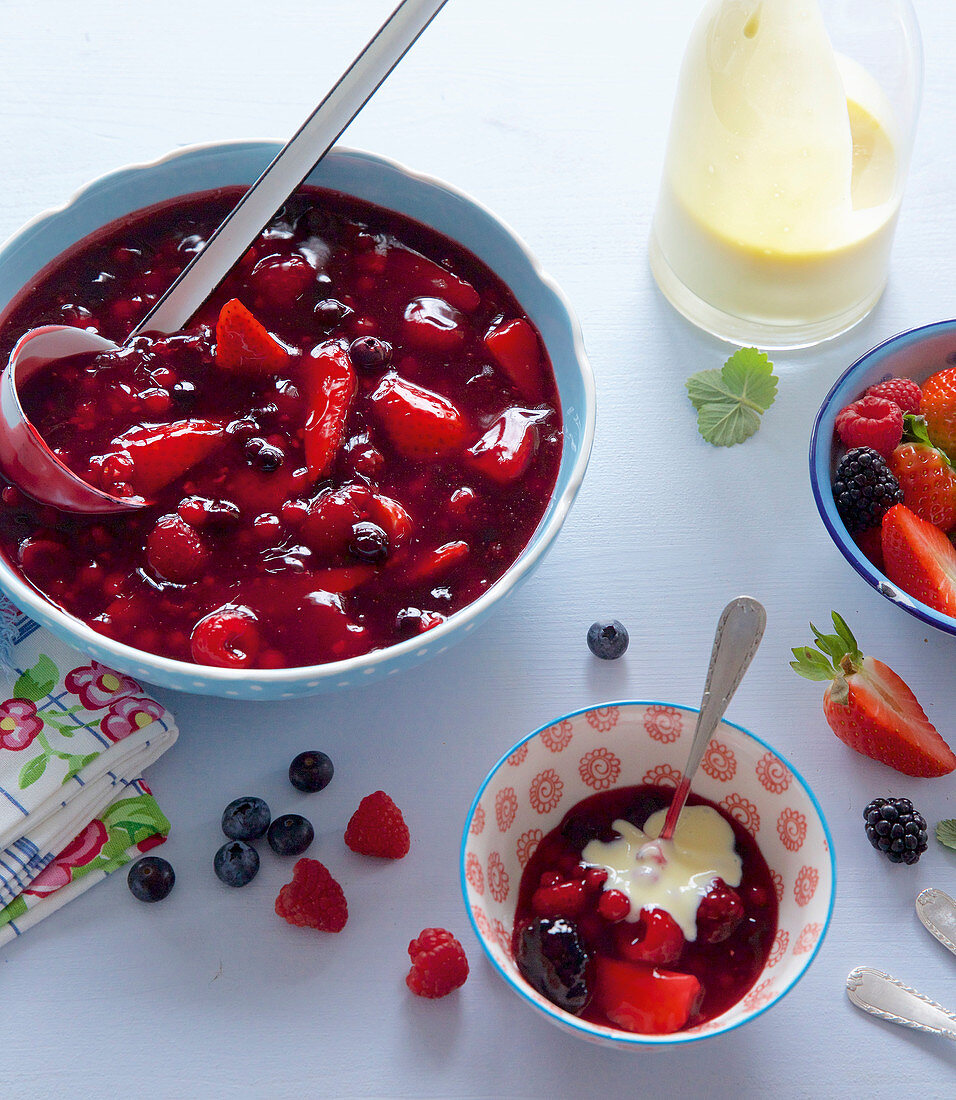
0 0 449 514
657 596 767 843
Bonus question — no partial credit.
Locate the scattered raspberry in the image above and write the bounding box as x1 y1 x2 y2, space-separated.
834 395 904 457
274 857 348 932
406 927 469 998
866 377 922 416
344 790 410 858
695 878 744 944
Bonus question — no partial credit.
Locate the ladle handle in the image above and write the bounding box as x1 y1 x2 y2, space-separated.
132 0 450 337
658 596 766 842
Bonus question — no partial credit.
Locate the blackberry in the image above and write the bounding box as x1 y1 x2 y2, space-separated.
832 447 902 532
515 917 593 1014
587 619 629 660
863 796 928 865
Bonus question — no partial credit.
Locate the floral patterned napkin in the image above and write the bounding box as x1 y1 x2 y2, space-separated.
0 595 177 946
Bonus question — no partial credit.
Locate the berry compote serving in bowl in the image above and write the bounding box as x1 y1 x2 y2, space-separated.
461 701 834 1047
810 318 956 639
0 143 594 698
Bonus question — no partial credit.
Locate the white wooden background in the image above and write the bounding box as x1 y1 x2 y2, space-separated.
0 1 955 1096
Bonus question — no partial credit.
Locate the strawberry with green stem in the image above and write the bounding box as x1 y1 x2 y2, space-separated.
888 414 956 531
790 612 956 777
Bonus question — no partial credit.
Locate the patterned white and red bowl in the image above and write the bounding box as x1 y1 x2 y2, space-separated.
460 700 835 1048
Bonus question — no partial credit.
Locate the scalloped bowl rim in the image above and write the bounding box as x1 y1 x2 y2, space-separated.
809 317 956 637
0 140 596 692
459 699 837 1047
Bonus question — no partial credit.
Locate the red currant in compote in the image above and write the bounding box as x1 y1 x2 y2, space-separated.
0 188 563 670
513 785 778 1035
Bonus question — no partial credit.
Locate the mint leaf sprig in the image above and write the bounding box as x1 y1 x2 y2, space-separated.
686 347 778 447
936 819 956 851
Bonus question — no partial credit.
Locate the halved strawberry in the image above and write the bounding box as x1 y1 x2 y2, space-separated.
303 341 357 479
467 407 545 483
882 503 956 615
484 319 545 403
106 419 225 497
615 908 685 966
791 610 956 777
402 540 470 583
215 297 290 374
888 416 956 531
369 374 469 459
384 247 480 312
594 957 702 1034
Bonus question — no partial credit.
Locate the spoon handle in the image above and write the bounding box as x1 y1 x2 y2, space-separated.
133 0 450 337
916 888 956 958
846 967 956 1040
658 596 766 842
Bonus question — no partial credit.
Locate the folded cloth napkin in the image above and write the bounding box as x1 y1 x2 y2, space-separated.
0 594 176 946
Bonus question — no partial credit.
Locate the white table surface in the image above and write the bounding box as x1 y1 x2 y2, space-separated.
1 1 955 1096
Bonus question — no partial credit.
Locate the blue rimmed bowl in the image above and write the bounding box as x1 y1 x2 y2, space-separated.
0 142 594 699
810 319 956 636
460 700 835 1049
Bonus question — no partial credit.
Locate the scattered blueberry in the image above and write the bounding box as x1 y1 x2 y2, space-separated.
314 298 352 331
222 796 271 840
267 813 315 856
171 380 197 406
289 750 334 793
214 840 260 887
586 619 629 660
127 856 176 902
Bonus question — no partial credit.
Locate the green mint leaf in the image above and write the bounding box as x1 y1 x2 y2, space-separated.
686 348 777 447
936 819 956 851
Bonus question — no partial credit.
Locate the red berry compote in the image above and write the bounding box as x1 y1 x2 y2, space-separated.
513 785 778 1035
0 187 562 669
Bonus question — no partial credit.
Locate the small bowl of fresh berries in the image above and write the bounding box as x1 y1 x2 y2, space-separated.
810 319 956 637
0 143 594 697
461 701 834 1047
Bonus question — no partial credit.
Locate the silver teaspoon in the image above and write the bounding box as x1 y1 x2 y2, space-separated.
916 888 956 958
846 967 956 1041
657 596 766 842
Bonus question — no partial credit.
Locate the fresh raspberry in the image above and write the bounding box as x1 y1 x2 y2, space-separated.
190 604 260 668
405 927 469 998
344 790 410 858
695 879 744 944
866 377 922 416
834 395 904 456
146 513 208 583
275 857 348 933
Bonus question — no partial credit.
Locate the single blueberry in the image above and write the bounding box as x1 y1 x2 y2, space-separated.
349 336 392 371
267 813 315 856
586 620 629 660
222 796 271 840
214 841 260 887
127 856 175 902
289 750 334 793
350 521 389 563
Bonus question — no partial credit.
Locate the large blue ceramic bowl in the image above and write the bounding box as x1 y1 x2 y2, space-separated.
0 143 594 699
810 319 956 637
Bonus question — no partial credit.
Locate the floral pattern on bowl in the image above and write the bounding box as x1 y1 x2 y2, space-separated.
460 700 835 1048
